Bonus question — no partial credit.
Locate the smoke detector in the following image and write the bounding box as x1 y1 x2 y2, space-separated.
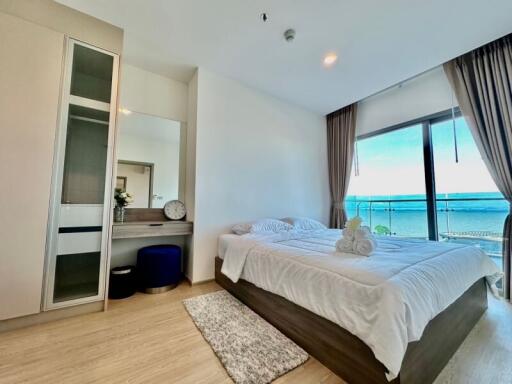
284 29 295 42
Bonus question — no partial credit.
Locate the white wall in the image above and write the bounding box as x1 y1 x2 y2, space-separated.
119 64 188 122
110 237 186 268
189 68 330 283
356 66 455 136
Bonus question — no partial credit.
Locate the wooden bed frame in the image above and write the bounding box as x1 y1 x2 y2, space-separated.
215 257 487 384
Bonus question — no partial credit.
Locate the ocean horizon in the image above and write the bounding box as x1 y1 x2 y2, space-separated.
346 192 508 259
345 192 509 237
346 192 508 212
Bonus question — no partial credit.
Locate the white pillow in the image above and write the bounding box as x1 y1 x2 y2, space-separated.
232 218 292 235
231 222 252 235
281 217 327 231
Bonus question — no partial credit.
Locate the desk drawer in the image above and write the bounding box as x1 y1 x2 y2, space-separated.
112 222 193 239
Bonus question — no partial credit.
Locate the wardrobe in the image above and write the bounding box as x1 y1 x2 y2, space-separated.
0 1 123 326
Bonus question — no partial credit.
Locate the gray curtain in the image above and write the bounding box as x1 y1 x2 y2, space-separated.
444 34 512 299
327 104 357 229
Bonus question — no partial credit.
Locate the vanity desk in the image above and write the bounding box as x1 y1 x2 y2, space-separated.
112 208 192 239
108 208 192 307
112 221 193 239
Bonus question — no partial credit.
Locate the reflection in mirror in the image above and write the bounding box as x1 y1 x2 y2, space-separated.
116 112 182 208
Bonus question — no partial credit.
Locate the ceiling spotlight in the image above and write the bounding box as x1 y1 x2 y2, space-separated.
260 12 269 22
284 29 295 42
119 108 132 115
323 53 338 67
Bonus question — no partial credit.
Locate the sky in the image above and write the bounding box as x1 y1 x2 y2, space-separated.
347 118 501 197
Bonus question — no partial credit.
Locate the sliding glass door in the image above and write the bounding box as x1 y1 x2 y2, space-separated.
431 117 507 269
346 111 508 286
346 124 429 238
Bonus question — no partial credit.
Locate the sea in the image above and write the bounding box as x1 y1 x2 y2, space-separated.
345 192 509 265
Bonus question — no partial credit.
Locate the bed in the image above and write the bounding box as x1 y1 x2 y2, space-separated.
215 229 501 384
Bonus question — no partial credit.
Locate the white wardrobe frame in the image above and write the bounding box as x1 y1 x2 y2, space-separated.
43 38 119 311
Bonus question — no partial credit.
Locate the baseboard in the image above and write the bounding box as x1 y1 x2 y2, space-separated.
185 276 215 286
0 301 104 333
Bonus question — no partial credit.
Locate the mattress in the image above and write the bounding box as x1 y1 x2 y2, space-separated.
219 229 501 380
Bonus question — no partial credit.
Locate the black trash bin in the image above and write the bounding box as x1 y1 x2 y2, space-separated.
109 265 136 299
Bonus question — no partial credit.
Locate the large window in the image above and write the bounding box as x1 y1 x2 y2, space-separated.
346 124 428 238
431 117 508 268
346 112 507 271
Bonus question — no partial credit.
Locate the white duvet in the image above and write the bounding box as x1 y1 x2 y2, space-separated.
219 229 502 381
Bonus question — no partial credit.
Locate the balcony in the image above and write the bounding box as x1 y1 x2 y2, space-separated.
345 196 508 270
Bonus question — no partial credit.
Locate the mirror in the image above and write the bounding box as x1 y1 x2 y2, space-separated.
116 111 183 208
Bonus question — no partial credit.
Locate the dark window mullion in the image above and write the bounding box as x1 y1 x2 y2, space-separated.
422 122 439 241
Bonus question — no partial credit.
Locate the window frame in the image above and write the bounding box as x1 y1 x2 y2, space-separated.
354 108 462 240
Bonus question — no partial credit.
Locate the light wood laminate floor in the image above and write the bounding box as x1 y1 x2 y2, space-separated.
0 282 342 384
0 281 511 384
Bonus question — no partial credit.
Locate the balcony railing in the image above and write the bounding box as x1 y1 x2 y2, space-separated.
345 197 508 268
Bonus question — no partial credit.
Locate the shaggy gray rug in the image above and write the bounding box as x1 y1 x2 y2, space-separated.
183 290 309 384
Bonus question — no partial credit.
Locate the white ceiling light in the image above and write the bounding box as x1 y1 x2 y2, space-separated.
323 53 338 67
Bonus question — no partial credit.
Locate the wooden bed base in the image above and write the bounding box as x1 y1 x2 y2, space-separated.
215 257 487 384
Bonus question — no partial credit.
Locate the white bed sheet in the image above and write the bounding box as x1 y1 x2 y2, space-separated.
219 229 501 380
218 234 239 259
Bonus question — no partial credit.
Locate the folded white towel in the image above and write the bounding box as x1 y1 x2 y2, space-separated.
336 237 354 253
354 226 372 240
342 227 355 240
354 237 377 256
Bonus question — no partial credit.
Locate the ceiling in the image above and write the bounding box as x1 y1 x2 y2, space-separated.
58 0 512 114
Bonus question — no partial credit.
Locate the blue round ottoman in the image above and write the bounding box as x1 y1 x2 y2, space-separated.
137 245 182 293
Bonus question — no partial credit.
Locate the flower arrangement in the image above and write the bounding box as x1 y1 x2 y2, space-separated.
345 216 362 231
114 188 134 208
